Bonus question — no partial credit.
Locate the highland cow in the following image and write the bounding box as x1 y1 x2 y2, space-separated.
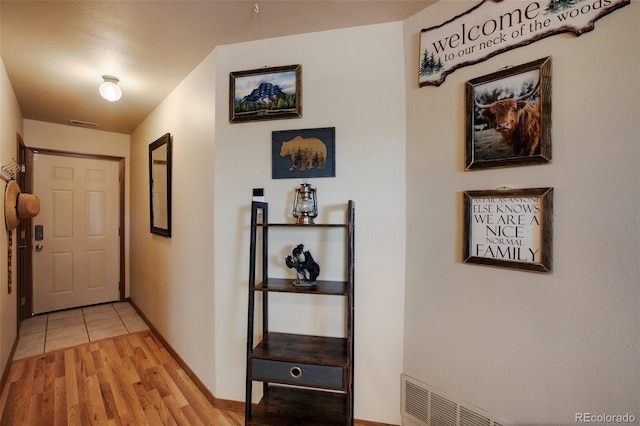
476 89 541 157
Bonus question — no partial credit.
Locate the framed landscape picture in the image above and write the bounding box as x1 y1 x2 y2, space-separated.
229 65 301 123
465 56 552 170
272 127 335 179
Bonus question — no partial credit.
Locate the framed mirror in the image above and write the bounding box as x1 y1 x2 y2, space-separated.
149 133 172 237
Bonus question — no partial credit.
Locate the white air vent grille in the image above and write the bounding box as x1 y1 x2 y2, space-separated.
401 375 511 426
460 406 491 426
405 380 430 423
69 119 99 127
431 393 457 426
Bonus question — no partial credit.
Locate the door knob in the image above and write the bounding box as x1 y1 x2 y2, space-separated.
35 244 43 252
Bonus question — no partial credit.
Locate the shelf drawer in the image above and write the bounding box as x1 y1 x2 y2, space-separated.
252 359 343 389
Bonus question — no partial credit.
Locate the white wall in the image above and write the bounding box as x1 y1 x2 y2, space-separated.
0 56 23 381
213 23 407 423
23 120 130 156
129 50 218 394
403 1 640 424
129 22 407 423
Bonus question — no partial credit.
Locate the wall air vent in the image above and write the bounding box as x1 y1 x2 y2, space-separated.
69 119 99 127
401 374 511 426
404 379 429 424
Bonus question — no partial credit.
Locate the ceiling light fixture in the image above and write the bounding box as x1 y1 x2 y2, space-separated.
99 75 122 102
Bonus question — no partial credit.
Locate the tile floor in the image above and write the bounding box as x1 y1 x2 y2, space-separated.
14 301 149 360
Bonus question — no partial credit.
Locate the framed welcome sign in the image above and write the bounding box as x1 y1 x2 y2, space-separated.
419 0 629 86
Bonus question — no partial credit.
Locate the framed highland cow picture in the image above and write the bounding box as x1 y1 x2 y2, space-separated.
465 56 552 170
272 127 336 179
229 64 302 123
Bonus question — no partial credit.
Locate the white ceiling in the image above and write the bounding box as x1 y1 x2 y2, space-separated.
1 0 435 134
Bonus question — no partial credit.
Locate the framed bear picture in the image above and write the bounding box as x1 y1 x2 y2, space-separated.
272 127 336 179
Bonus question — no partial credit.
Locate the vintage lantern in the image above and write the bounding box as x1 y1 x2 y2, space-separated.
292 182 318 224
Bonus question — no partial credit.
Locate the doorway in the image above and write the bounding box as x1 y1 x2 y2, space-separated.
19 147 125 316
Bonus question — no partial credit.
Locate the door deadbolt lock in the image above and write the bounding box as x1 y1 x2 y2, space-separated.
35 225 44 241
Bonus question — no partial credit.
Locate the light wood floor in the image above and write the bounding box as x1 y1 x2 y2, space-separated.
0 330 244 425
0 329 388 425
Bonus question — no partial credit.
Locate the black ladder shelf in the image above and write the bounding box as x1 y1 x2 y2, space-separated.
245 200 355 425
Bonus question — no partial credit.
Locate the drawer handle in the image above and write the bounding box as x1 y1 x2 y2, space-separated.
289 366 302 379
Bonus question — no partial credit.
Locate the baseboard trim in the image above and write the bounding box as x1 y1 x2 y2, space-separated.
0 334 19 398
214 397 245 412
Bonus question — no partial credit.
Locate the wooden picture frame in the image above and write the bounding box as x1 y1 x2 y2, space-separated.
463 187 553 273
465 56 552 170
272 127 336 179
149 133 172 237
229 64 301 123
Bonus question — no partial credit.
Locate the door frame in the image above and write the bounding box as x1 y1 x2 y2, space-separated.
16 135 30 323
19 147 126 317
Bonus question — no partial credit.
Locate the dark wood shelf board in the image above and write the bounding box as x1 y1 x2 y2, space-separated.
256 278 348 295
247 385 347 426
256 223 347 228
251 332 348 366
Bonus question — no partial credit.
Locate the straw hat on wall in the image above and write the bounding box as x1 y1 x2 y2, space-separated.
5 180 40 231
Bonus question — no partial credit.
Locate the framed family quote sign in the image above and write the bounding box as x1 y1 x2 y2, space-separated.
463 187 553 273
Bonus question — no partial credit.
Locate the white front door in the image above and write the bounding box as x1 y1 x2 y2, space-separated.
32 153 120 314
